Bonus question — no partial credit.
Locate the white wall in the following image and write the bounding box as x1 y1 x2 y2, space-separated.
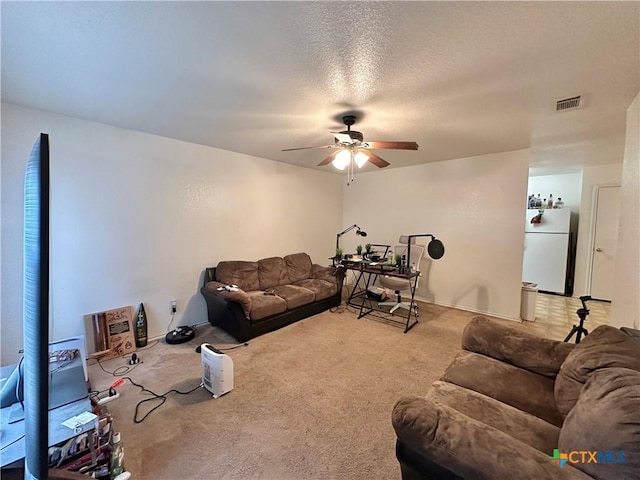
343 149 530 320
573 164 623 297
1 103 343 365
611 93 640 329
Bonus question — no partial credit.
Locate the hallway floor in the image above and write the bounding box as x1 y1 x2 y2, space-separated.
522 292 612 342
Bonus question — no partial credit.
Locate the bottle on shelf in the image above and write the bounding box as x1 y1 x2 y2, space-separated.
547 194 553 209
542 198 547 209
554 197 564 209
536 194 542 208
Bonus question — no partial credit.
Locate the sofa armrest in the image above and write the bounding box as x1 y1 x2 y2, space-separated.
462 316 575 378
392 396 593 480
310 264 345 286
202 281 252 319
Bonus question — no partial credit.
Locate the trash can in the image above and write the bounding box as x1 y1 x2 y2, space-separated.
521 282 538 321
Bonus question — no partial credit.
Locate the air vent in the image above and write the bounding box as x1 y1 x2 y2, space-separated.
556 96 581 112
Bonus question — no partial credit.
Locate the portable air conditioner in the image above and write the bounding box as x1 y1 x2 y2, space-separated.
201 343 234 398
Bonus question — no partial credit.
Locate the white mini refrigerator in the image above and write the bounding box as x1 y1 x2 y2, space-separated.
522 209 571 294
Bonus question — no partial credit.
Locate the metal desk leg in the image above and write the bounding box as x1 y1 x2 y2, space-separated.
346 270 367 308
403 274 420 333
358 271 379 319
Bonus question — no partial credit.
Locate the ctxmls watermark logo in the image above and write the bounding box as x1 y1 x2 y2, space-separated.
550 449 626 468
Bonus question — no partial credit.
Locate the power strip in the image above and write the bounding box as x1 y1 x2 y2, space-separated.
97 392 120 405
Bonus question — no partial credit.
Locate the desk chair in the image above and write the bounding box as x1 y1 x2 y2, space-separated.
378 243 425 314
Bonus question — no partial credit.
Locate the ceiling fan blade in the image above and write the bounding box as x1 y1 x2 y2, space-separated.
317 150 340 166
362 150 390 168
282 145 335 152
331 132 354 144
363 141 418 150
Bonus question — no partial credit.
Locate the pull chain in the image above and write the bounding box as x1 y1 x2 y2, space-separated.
347 146 355 186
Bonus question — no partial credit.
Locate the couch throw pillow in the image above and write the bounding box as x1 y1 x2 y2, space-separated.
558 367 640 480
284 253 312 283
555 326 640 418
215 261 260 292
258 256 289 290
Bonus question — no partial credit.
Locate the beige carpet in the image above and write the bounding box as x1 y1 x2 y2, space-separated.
88 303 490 479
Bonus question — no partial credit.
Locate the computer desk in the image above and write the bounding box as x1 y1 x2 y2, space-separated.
342 260 420 333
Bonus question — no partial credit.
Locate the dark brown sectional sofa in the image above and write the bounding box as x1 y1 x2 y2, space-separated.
200 252 345 342
392 316 640 480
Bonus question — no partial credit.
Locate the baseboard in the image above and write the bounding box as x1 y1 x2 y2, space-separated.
411 295 521 323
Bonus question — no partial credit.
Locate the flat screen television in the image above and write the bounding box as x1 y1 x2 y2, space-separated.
0 133 51 478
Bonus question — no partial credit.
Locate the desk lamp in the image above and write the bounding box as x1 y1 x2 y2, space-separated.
336 224 367 251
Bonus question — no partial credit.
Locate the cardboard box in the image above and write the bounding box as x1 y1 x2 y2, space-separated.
84 306 136 360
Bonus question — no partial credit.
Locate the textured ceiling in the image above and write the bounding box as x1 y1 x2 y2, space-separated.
2 2 639 176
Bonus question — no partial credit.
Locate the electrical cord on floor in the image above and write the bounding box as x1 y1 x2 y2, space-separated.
111 360 143 377
167 312 175 332
330 270 359 314
96 358 203 424
216 343 249 351
195 342 249 354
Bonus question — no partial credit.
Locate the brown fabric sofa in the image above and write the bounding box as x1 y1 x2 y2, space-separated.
392 316 640 480
200 252 345 342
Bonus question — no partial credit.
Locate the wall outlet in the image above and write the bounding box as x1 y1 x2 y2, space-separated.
170 300 177 314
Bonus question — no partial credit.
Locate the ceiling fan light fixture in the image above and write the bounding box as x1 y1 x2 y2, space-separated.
283 114 416 176
332 149 351 170
354 151 368 168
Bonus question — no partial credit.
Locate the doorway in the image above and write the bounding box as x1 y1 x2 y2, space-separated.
588 185 621 301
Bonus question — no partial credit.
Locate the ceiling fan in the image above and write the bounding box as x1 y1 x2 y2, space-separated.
282 115 418 172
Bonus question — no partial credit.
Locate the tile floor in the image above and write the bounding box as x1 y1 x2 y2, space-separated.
521 292 611 342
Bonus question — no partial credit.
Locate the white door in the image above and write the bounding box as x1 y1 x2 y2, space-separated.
589 186 620 301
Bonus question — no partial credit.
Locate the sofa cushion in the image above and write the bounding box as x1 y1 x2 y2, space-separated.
292 278 337 301
555 325 640 417
392 396 593 480
271 284 315 310
558 368 640 479
310 263 342 286
215 261 260 292
426 380 561 455
246 291 287 321
258 256 289 290
441 350 563 427
284 253 312 283
462 316 575 378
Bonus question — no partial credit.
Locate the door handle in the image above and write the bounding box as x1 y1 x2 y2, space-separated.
595 247 603 252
